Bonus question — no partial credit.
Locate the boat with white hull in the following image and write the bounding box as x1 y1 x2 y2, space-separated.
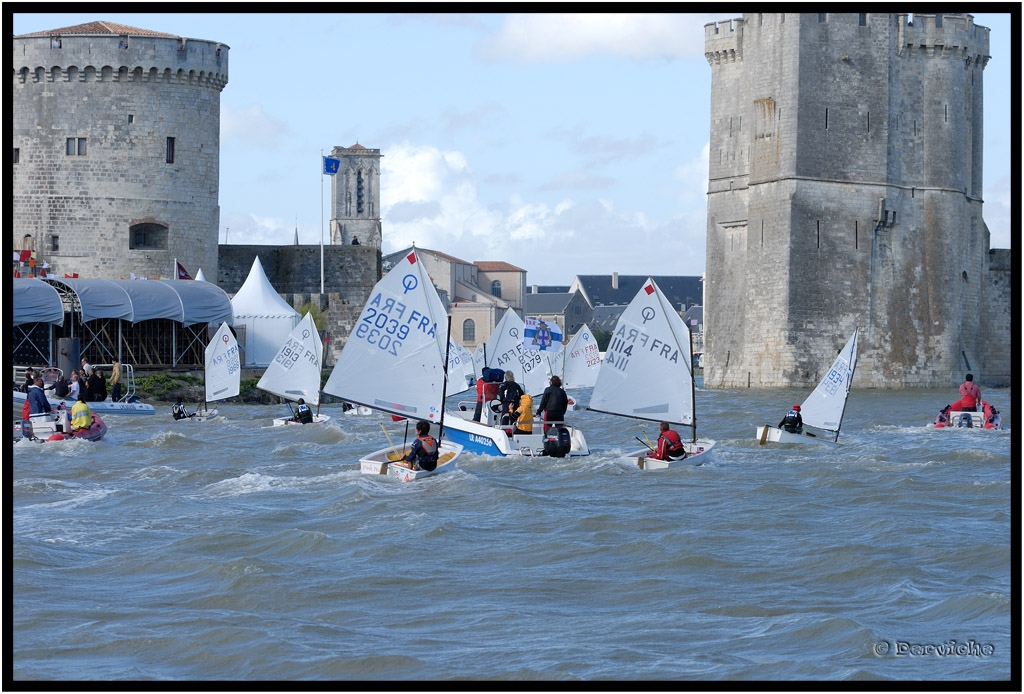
256 312 331 426
323 250 463 480
755 328 859 445
589 278 715 469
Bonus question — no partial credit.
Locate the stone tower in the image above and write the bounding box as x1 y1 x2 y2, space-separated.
328 144 383 249
703 13 998 388
12 21 228 281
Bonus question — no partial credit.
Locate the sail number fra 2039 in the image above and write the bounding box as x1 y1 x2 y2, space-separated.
354 293 438 357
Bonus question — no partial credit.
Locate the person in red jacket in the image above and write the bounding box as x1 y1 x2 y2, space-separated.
952 373 982 412
648 421 686 461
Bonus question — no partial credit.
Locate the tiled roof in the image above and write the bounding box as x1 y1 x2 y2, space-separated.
20 21 179 38
475 261 525 273
525 293 574 314
575 275 702 310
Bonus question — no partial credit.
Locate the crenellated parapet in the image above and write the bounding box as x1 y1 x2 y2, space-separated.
705 18 744 65
12 32 229 91
896 13 990 66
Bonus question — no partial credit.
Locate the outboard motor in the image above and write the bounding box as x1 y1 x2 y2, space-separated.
957 413 974 428
20 419 33 440
543 426 572 458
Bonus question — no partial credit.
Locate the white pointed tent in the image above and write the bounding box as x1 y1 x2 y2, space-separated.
230 256 300 367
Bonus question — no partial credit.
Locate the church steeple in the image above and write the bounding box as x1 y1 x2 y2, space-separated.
327 144 383 249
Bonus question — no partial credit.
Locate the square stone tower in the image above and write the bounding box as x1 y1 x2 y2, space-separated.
328 144 382 249
703 13 1000 388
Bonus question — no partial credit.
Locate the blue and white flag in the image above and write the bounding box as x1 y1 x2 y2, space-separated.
523 317 563 352
323 156 340 175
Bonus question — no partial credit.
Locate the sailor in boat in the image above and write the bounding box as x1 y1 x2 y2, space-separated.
647 422 687 461
513 393 534 436
947 373 982 413
172 398 196 420
497 371 525 426
27 375 53 416
395 420 440 471
537 375 569 434
292 398 314 424
71 398 93 433
779 404 804 434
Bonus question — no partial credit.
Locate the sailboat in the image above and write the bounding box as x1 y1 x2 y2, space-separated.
588 278 716 469
192 321 240 422
257 312 331 426
756 328 859 445
322 250 462 481
558 323 602 390
444 309 590 458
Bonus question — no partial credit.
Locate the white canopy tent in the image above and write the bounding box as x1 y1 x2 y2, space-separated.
230 256 300 368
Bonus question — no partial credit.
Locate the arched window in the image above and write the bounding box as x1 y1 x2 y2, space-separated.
462 319 476 343
490 280 502 298
129 221 169 250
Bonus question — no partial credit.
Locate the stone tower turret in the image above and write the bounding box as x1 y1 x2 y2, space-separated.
703 13 997 388
328 144 383 249
12 21 228 281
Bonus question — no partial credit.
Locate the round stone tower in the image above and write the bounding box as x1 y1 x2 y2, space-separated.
12 21 228 280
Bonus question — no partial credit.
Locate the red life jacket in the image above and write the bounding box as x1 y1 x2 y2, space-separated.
658 429 684 457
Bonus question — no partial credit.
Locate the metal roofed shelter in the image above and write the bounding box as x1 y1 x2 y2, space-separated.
12 277 233 369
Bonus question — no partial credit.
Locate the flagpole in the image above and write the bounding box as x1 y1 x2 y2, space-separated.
173 257 178 281
320 149 325 294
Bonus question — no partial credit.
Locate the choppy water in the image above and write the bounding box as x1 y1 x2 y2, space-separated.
12 385 1013 682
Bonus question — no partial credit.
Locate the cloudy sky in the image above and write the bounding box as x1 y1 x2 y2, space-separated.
13 12 1014 285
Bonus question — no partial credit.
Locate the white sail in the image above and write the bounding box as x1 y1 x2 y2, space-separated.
323 251 450 423
561 324 601 389
486 308 551 397
799 328 859 436
447 340 474 395
256 312 324 406
589 279 695 426
472 343 486 379
205 321 240 403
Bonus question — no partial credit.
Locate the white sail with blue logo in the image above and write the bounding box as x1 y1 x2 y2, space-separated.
588 278 715 468
257 312 331 425
485 308 552 397
560 323 601 390
757 328 858 445
196 321 240 420
323 250 461 479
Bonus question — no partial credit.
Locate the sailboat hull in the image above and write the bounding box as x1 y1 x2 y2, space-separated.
756 425 837 446
629 438 716 469
359 441 463 480
272 413 331 427
442 414 590 457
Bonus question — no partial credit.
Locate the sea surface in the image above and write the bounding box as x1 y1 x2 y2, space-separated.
11 384 1014 683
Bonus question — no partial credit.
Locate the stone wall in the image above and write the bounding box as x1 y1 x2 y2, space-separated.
703 12 1009 388
218 244 381 365
12 31 227 282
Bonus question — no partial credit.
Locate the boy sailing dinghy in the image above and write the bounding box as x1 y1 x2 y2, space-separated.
755 328 859 445
588 278 716 469
193 321 240 422
322 250 462 480
257 312 331 426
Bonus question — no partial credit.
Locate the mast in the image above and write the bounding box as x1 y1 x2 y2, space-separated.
687 322 697 444
438 315 453 441
832 328 859 443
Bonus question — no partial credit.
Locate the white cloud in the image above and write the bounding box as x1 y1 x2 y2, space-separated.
477 14 733 63
221 102 290 149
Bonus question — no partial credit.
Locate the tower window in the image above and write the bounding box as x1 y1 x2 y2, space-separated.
51 235 60 253
490 280 502 298
13 148 19 164
818 13 826 23
66 138 87 156
129 222 169 250
859 14 867 26
128 114 134 124
356 171 365 214
166 137 175 164
462 319 476 343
